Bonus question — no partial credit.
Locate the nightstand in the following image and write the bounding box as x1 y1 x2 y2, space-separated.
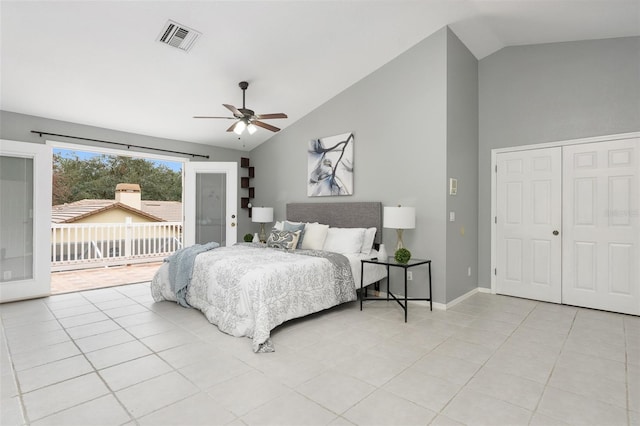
360 257 432 322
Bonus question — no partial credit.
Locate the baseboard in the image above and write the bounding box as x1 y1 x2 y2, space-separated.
361 289 446 310
360 286 492 311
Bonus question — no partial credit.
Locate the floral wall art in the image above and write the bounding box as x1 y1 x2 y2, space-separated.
307 132 354 196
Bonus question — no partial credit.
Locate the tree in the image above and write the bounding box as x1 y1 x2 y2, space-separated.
52 153 182 205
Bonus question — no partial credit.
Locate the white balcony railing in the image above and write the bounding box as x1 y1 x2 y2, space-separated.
51 221 183 271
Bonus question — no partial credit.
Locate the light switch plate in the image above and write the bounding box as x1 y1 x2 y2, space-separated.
449 178 458 195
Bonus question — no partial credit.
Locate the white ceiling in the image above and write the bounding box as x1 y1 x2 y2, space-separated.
1 1 638 151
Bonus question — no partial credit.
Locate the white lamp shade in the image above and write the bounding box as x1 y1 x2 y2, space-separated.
252 207 274 223
383 206 415 229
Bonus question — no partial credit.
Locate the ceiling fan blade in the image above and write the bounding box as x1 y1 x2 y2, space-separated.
223 104 243 117
226 121 240 132
255 113 288 120
193 116 236 119
253 120 281 132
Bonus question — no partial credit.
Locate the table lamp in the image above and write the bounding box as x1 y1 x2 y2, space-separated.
383 205 415 251
252 207 273 243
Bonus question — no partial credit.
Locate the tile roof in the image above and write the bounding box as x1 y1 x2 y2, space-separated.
51 199 182 223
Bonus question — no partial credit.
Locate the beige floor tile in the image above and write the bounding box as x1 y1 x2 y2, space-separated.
548 365 627 409
242 390 337 425
2 287 637 426
466 367 545 411
412 352 481 385
179 356 253 390
442 388 533 426
207 370 288 416
343 388 436 426
296 370 376 415
11 340 80 372
537 386 628 426
116 371 199 418
99 354 172 391
16 355 93 393
383 367 461 413
22 373 110 422
137 392 236 425
85 340 151 369
32 394 131 426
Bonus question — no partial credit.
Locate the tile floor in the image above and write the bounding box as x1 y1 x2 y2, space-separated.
1 285 638 425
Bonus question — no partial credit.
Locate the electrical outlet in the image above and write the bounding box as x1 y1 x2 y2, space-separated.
407 271 413 280
3 270 12 280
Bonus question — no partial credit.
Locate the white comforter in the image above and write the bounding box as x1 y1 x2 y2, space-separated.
151 244 357 352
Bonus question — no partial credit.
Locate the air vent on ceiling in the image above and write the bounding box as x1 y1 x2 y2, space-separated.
157 20 201 52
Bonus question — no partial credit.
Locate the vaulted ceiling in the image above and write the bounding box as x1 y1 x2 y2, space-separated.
1 1 638 151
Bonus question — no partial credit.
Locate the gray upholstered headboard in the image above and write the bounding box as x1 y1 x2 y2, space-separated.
286 202 383 244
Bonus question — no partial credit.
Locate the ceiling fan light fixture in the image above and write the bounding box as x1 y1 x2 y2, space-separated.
234 120 247 135
247 123 257 135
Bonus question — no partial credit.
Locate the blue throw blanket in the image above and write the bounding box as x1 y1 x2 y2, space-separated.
165 242 219 307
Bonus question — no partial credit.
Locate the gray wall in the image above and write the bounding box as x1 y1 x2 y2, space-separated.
445 28 479 302
251 27 478 304
478 36 640 287
0 110 255 237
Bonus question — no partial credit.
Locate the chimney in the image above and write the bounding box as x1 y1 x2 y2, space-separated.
115 183 141 210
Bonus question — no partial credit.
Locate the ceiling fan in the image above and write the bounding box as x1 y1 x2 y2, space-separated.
194 81 288 135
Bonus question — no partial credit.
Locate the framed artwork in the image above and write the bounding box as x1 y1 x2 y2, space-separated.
307 132 354 196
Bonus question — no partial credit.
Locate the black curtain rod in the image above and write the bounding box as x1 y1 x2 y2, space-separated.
30 131 210 159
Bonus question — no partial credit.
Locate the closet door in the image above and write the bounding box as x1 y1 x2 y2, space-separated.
563 139 639 315
496 147 562 303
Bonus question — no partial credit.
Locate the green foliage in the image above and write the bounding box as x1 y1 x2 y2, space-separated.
394 248 411 264
53 153 182 205
243 233 254 242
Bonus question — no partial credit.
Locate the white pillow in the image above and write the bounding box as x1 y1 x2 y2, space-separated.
323 227 366 254
360 227 377 255
301 223 330 250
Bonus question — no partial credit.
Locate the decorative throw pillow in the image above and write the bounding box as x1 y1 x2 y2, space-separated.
283 221 306 248
274 221 284 231
266 230 301 250
360 227 377 255
322 227 366 254
301 222 330 250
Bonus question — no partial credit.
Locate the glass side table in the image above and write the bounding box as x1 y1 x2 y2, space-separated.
360 257 432 322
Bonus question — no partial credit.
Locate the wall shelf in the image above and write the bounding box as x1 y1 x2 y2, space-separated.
240 157 254 217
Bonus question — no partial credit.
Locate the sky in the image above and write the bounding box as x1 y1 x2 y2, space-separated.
54 148 183 172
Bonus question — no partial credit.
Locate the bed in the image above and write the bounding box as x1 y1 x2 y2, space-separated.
151 202 387 352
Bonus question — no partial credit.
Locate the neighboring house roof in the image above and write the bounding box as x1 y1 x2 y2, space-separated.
141 200 182 222
51 199 181 223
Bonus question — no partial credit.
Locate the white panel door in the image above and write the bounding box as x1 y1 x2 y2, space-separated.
0 140 52 303
496 147 562 303
184 162 237 247
563 139 639 315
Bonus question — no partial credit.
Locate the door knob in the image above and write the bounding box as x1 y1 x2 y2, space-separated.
553 230 559 236
231 223 236 227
